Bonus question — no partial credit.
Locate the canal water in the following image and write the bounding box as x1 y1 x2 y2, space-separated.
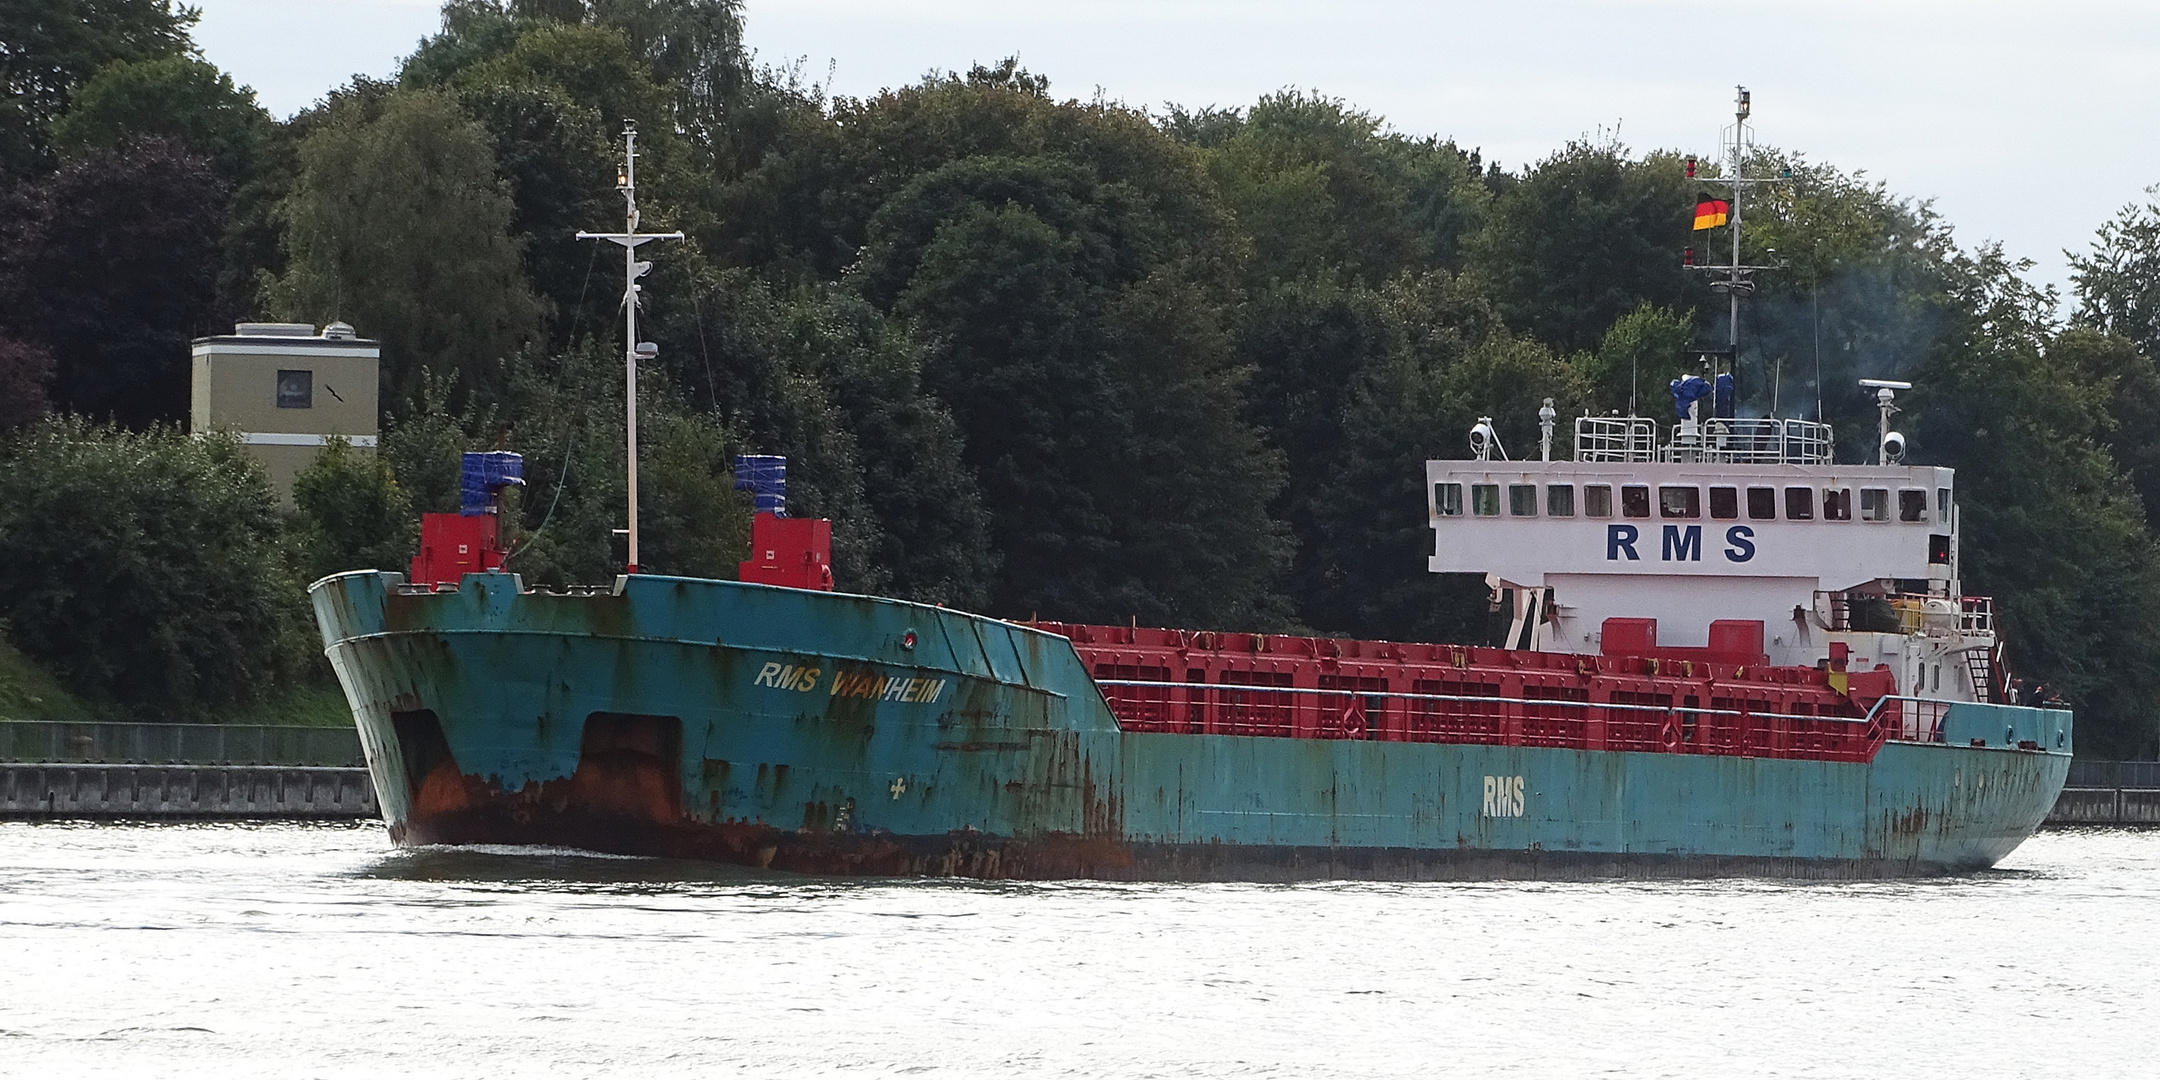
0 822 2152 1078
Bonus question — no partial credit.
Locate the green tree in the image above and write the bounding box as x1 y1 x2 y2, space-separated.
290 438 416 583
0 419 308 714
1467 139 1695 355
2070 185 2160 358
0 137 227 426
1735 154 1957 436
1169 90 1489 287
856 131 1287 624
703 278 995 606
1913 247 2160 758
0 335 53 428
1281 272 1588 639
491 339 752 585
48 54 271 181
269 88 545 403
0 0 196 176
405 1 744 144
1585 303 1696 415
2048 328 2160 531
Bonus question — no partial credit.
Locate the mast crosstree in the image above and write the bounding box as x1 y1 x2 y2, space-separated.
578 120 683 574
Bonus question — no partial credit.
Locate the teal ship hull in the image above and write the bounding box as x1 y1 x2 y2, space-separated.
310 570 2072 879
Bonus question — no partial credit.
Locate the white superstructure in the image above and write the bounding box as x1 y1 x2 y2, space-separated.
1428 408 1999 705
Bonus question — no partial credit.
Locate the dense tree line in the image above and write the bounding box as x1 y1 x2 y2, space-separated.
4 1 2160 754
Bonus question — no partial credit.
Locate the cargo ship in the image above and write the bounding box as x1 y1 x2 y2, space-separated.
309 101 2070 880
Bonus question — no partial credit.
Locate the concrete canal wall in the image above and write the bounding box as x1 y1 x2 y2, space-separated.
2047 787 2160 825
1 721 375 820
2048 761 2160 826
0 762 375 818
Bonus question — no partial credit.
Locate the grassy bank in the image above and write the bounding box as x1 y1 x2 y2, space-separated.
0 638 353 727
0 639 96 723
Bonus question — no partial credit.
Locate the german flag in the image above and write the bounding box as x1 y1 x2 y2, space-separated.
1692 194 1730 230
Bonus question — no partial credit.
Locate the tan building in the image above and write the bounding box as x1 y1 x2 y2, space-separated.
190 322 380 498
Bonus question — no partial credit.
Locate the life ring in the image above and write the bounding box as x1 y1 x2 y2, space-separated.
1658 715 1682 751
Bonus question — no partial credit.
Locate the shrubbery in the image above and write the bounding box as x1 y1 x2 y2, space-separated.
0 419 311 716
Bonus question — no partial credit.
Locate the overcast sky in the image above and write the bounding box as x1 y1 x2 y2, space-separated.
189 0 2160 300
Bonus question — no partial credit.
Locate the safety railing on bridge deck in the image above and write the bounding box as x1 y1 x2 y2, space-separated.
0 722 364 768
1660 417 1836 465
1089 679 1947 762
1574 416 1657 462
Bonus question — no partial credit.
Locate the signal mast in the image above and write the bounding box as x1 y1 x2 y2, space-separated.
1683 87 1789 405
578 120 682 574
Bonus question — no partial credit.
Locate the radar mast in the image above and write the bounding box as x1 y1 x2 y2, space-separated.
1683 87 1789 410
578 120 683 575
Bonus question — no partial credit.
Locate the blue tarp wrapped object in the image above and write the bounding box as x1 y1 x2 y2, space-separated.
733 454 788 516
459 451 525 515
1670 375 1713 420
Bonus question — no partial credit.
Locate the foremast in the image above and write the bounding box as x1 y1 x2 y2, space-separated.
577 121 682 574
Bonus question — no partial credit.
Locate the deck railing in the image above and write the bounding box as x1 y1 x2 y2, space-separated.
1816 592 1996 637
1573 416 1835 466
1093 680 1985 761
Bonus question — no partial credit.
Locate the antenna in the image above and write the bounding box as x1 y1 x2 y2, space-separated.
1860 379 1912 465
1682 86 1789 413
577 119 683 575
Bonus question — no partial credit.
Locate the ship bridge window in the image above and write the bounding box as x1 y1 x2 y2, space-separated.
1546 483 1575 517
1659 486 1700 518
1709 486 1739 520
1584 484 1612 517
1859 488 1890 521
1434 482 1463 516
1938 488 1952 523
1621 485 1651 518
1508 484 1538 516
1899 489 1929 522
1785 486 1814 520
1472 483 1501 516
1746 487 1777 520
1823 488 1853 521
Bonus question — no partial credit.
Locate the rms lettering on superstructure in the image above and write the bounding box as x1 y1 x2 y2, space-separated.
829 670 947 704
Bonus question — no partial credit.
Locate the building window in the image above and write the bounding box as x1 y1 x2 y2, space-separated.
276 369 313 409
1659 485 1701 518
1584 484 1612 518
1508 484 1538 516
1620 485 1651 518
1472 483 1501 516
1898 489 1929 523
1746 487 1777 520
1546 484 1575 517
1823 488 1853 521
1785 486 1814 520
1434 483 1463 516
